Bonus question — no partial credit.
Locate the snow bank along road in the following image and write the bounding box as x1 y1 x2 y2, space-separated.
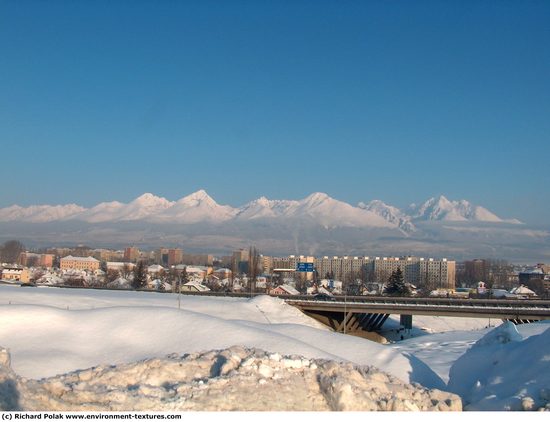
0 285 549 411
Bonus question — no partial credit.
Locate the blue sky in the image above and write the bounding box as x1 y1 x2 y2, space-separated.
1 0 549 224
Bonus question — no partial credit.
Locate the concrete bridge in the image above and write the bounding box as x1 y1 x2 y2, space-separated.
284 296 550 334
175 290 550 335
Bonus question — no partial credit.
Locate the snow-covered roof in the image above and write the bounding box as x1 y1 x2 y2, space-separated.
510 285 537 295
61 255 99 262
183 281 211 292
318 287 332 295
185 267 206 274
37 275 64 285
277 284 300 295
522 268 544 274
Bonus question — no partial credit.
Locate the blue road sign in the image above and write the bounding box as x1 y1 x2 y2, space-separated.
296 263 314 272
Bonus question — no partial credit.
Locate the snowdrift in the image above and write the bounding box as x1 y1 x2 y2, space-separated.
448 322 550 411
0 302 441 388
0 346 461 411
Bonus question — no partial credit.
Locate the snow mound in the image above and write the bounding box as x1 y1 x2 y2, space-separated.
448 323 550 411
0 346 461 411
471 321 523 348
248 295 327 328
0 296 443 388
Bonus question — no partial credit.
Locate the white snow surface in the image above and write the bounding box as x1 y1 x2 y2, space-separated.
0 286 427 386
448 322 550 410
1 285 548 411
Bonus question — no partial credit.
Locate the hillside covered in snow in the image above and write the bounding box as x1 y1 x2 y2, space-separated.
0 190 521 227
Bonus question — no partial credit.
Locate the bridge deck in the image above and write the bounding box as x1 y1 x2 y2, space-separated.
286 299 550 320
172 290 550 320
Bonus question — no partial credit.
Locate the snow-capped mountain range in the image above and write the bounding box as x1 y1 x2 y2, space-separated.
0 190 521 230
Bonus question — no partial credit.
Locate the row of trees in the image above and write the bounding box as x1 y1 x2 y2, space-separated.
105 261 190 291
456 259 515 289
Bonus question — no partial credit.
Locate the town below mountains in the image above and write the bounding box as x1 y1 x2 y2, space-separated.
0 190 547 262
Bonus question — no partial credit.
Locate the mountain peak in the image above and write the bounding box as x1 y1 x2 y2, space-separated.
303 192 331 204
412 195 504 223
191 189 210 199
133 193 170 205
178 189 215 204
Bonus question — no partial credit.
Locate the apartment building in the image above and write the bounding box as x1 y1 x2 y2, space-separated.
268 254 455 291
124 247 140 263
314 256 371 281
18 252 54 268
167 248 183 266
92 249 124 262
182 253 213 266
372 257 422 286
60 255 100 271
272 255 315 280
259 255 273 275
419 258 455 290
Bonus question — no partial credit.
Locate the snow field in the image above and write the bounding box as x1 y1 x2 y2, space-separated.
1 285 549 411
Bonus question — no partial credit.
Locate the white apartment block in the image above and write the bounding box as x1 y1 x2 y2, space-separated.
271 255 315 280
314 256 371 281
268 255 455 290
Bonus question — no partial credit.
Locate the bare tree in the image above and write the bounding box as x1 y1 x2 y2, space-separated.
168 267 179 292
1 240 24 264
247 246 260 294
105 269 120 284
31 269 45 283
119 264 133 280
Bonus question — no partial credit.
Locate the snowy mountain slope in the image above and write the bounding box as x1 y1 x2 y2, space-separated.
448 322 550 411
410 195 521 224
280 193 394 229
72 201 125 223
95 193 174 221
235 197 298 220
235 193 397 229
0 204 85 223
358 200 416 233
0 192 522 230
151 190 237 223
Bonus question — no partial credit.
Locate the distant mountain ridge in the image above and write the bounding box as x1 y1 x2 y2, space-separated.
0 190 521 229
409 195 521 224
1 191 546 262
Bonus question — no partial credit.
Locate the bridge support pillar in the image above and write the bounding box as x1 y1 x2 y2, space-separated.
400 314 413 330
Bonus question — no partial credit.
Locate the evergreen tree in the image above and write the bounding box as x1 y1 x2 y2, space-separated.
132 260 148 290
384 268 411 297
178 267 189 291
